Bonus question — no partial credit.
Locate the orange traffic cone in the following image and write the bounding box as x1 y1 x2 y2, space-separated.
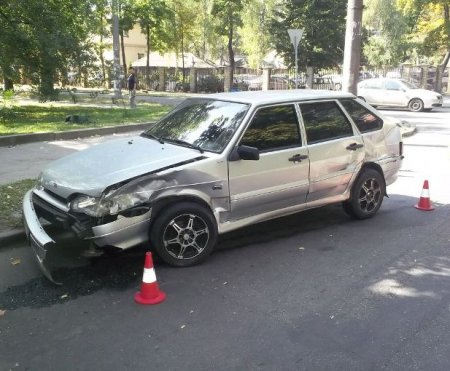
414 180 434 211
135 252 166 305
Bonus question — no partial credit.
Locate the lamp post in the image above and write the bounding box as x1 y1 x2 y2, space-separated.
287 29 304 88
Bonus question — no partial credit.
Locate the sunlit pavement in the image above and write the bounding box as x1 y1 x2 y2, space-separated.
381 108 450 205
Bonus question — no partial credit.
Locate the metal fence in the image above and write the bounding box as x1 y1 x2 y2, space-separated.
117 64 449 93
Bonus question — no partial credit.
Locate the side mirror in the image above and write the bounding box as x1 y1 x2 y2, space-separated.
229 145 260 161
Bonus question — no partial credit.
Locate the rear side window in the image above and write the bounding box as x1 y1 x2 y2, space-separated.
240 105 301 152
384 79 402 90
299 101 353 144
340 99 383 133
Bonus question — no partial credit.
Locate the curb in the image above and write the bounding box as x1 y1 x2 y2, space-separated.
0 122 153 147
400 127 416 137
0 228 26 247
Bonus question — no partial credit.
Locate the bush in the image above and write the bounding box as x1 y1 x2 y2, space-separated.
197 75 224 93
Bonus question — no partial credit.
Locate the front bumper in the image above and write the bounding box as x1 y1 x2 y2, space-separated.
23 190 60 284
24 187 153 283
427 95 443 108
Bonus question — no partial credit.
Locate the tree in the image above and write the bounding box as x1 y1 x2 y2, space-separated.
134 0 171 84
167 0 204 82
91 0 111 88
362 0 410 67
212 0 245 74
269 0 347 70
0 0 94 98
364 0 449 71
399 1 450 65
239 0 277 68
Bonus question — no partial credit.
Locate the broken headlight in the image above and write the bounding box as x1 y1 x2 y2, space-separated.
70 190 151 217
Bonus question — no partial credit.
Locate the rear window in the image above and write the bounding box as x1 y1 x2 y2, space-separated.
340 99 383 133
299 101 354 144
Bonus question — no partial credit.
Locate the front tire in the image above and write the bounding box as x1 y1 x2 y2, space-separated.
408 98 424 112
343 169 385 219
150 202 217 267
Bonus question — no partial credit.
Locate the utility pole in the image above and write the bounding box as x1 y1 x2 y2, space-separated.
342 0 363 95
111 0 122 99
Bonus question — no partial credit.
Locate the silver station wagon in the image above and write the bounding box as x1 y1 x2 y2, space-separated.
23 90 403 282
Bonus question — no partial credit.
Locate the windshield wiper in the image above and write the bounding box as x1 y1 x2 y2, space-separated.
162 138 204 153
140 132 164 144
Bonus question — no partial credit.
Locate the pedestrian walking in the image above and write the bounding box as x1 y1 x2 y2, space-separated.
127 67 137 108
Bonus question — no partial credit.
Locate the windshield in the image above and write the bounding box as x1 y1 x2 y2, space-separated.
144 98 249 153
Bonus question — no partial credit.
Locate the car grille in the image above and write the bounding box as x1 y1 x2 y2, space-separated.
32 189 94 238
32 191 70 226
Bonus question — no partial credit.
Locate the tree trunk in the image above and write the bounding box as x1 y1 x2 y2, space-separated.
99 13 106 88
120 30 127 81
435 51 450 92
4 77 14 91
146 24 150 89
228 15 235 82
2 64 15 90
181 26 185 83
39 63 55 101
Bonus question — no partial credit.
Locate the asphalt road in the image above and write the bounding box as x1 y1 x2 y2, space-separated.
1 107 450 370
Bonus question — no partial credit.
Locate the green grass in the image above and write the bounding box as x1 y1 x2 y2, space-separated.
0 102 170 136
0 179 36 228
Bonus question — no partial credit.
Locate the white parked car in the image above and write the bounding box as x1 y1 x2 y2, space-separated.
24 90 403 283
357 78 443 112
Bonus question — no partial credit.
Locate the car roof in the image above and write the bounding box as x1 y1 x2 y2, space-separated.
199 90 355 105
358 77 402 83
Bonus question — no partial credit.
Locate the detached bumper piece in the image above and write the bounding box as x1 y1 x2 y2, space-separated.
23 190 61 285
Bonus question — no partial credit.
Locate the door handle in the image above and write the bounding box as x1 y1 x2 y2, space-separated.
346 143 364 151
288 154 308 162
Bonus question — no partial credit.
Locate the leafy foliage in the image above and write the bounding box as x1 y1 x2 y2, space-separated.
1 0 449 95
364 0 450 67
0 0 95 99
212 0 246 70
0 179 36 228
268 0 347 70
239 0 278 68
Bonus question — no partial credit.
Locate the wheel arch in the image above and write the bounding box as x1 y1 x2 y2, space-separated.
150 195 215 230
355 162 387 196
407 97 424 111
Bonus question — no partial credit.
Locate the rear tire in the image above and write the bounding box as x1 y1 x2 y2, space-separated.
343 169 385 219
150 202 217 267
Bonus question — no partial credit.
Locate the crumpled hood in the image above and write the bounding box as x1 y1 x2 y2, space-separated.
40 136 205 198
